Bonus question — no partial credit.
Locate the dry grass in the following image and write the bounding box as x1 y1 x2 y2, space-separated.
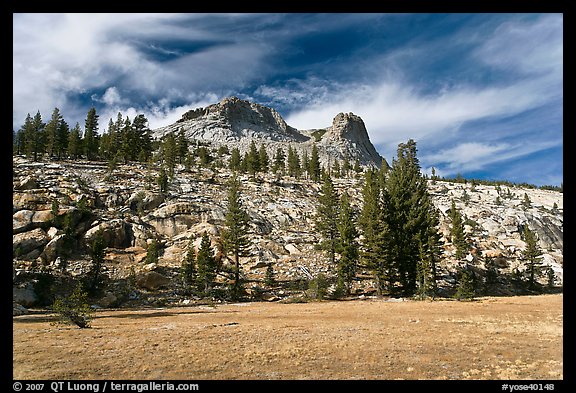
13 294 562 380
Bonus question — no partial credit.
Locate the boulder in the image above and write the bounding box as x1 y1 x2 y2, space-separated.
16 176 39 190
13 228 49 257
136 271 171 290
127 190 165 211
13 284 38 307
40 234 68 263
84 219 131 248
13 302 29 316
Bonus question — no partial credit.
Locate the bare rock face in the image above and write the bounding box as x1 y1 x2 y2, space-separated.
84 219 132 248
152 97 385 168
13 228 49 258
319 112 387 167
136 271 171 290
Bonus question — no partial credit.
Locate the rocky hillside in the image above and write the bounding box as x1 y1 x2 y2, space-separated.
152 96 386 168
12 156 563 311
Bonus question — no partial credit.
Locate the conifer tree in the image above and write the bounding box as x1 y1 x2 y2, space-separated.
44 108 63 157
246 141 260 176
336 192 359 295
68 123 83 159
358 168 391 294
181 239 197 291
315 174 340 265
385 139 439 295
522 225 543 289
19 113 34 158
258 144 269 173
222 176 251 296
449 200 468 259
229 147 242 172
83 107 99 160
265 264 276 288
522 193 532 210
55 120 70 159
454 266 476 300
272 147 285 175
176 128 189 164
161 132 177 177
483 256 499 294
196 232 217 295
309 144 321 181
287 146 302 178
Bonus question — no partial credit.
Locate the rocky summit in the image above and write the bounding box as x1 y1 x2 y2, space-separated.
12 153 562 311
153 96 387 167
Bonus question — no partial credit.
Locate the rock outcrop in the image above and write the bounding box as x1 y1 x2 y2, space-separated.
152 97 386 168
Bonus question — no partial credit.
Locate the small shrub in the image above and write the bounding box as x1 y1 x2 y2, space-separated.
52 283 93 328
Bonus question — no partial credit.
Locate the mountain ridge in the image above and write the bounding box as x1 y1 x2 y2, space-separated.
153 96 388 168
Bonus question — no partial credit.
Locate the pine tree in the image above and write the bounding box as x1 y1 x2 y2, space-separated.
68 123 83 159
55 120 70 159
385 139 439 295
246 141 260 176
522 193 532 210
272 147 286 175
196 232 217 295
145 239 160 265
332 159 341 178
87 229 106 293
83 107 99 160
157 167 169 193
19 113 34 158
229 147 242 172
454 266 476 300
180 240 197 290
449 200 468 259
415 205 442 299
358 168 391 294
161 132 177 177
287 146 302 178
258 144 269 173
176 128 188 164
483 256 499 294
335 192 359 295
222 176 251 296
132 114 153 162
308 144 321 181
315 174 340 266
265 264 276 288
44 108 63 157
522 225 543 289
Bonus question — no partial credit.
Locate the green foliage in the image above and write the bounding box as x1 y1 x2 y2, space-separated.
307 274 329 300
222 176 251 293
454 267 476 301
315 175 340 266
52 282 93 328
522 225 543 289
229 147 242 172
546 267 555 288
311 129 327 142
196 232 217 295
483 256 499 294
87 229 106 293
265 264 276 288
308 144 321 181
335 192 359 295
272 147 286 175
157 167 169 193
287 146 302 178
146 239 160 265
521 193 532 210
449 200 468 259
83 107 99 160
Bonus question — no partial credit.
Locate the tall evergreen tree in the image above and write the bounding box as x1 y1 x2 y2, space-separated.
245 141 260 176
83 107 99 160
258 144 269 173
180 240 197 291
161 132 177 177
358 168 391 294
287 146 302 178
19 113 34 158
385 139 440 295
522 225 543 289
272 147 286 174
222 176 251 295
196 232 217 295
176 128 189 164
55 119 70 159
315 174 340 266
229 147 242 172
68 122 83 159
44 108 63 157
336 192 359 295
308 144 321 181
449 200 468 259
132 114 153 162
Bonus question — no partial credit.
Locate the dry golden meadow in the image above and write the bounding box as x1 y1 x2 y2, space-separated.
13 294 562 380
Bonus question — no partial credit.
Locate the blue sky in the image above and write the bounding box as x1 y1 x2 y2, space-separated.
12 13 563 186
